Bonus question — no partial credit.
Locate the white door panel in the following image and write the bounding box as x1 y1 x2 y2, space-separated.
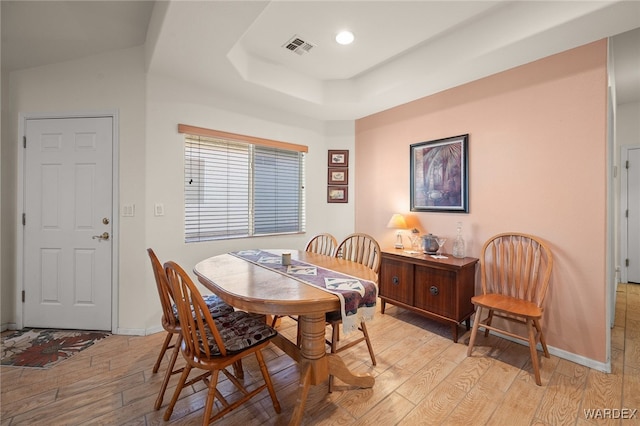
24 117 113 330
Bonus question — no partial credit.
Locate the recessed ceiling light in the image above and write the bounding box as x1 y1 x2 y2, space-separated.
335 31 354 45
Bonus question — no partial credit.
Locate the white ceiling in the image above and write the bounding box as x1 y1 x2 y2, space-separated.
2 1 639 121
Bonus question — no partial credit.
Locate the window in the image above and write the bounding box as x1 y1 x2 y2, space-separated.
181 125 306 243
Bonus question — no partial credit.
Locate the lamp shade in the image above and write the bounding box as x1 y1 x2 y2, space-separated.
386 213 407 229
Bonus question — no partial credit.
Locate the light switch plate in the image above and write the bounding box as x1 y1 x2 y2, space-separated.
154 203 165 216
122 204 135 217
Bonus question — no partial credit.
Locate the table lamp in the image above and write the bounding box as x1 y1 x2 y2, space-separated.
387 213 408 249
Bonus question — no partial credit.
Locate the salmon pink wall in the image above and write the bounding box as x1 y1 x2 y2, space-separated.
355 40 608 364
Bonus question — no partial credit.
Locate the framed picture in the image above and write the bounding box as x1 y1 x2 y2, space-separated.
328 150 349 167
327 186 348 203
328 167 348 185
410 134 469 212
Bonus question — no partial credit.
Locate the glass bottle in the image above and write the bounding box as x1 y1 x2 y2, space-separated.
410 228 421 251
452 221 466 258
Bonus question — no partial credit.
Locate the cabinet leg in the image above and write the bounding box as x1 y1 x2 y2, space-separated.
380 299 386 314
452 324 458 343
465 318 471 330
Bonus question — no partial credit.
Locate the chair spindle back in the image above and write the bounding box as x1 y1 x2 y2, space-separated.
164 261 228 359
306 233 338 256
336 233 381 275
148 248 179 329
480 233 553 307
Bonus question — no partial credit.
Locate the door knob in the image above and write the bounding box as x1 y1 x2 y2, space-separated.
92 232 110 240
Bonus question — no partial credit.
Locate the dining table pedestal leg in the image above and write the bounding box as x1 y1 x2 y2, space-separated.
289 313 327 425
298 313 330 383
327 354 375 388
288 313 375 426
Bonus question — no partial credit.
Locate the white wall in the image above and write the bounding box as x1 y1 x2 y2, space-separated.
616 100 640 284
2 47 147 332
143 73 357 331
0 2 5 330
617 102 640 144
1 47 358 334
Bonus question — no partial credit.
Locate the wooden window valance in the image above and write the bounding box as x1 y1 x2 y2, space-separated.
178 124 308 153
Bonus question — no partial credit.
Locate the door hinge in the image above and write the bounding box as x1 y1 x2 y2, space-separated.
22 290 25 303
626 259 630 267
23 136 26 149
626 160 630 169
22 213 26 226
626 209 629 218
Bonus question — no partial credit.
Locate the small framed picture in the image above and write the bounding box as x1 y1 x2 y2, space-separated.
328 150 349 167
328 167 348 185
327 186 348 203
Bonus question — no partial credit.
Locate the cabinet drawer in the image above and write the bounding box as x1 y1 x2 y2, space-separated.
414 266 455 318
380 257 414 306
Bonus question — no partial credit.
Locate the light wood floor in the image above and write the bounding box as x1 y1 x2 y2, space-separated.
1 283 639 425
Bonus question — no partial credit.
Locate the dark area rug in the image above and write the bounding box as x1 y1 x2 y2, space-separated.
1 328 110 369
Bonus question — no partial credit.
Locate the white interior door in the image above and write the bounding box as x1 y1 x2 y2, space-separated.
23 117 113 330
627 147 640 283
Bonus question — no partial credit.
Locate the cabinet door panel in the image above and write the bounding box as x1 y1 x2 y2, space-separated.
380 257 413 305
414 266 455 318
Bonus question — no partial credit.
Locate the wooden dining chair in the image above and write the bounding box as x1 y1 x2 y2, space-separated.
326 233 380 390
467 233 554 385
147 248 237 410
163 260 281 424
335 232 381 274
305 233 338 256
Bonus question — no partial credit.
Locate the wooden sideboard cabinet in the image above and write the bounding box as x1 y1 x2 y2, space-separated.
379 248 478 343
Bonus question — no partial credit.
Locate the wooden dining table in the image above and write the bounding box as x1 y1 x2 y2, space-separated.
193 249 377 426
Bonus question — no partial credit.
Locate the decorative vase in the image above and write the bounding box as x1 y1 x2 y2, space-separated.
452 222 466 258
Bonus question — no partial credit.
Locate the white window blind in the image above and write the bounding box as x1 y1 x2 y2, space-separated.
184 133 305 242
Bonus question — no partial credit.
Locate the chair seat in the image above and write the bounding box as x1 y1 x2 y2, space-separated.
172 294 234 319
199 311 277 356
325 310 341 322
472 293 542 319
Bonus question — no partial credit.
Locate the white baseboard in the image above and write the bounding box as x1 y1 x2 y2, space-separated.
115 325 164 336
547 344 610 373
1 323 17 332
145 324 164 335
478 328 611 373
115 328 146 336
1 323 164 338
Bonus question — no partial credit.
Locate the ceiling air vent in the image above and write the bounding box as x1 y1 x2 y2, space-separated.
283 35 315 55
